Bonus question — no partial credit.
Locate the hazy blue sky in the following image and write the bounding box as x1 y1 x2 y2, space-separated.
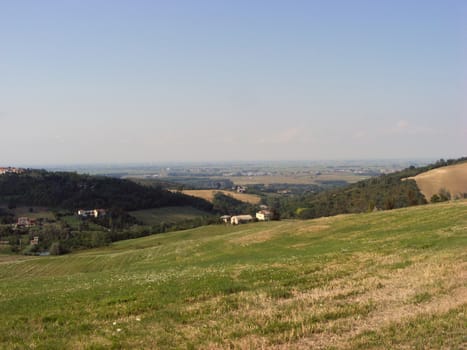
1 0 466 165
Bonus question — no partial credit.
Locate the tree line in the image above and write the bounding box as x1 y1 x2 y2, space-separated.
0 169 213 212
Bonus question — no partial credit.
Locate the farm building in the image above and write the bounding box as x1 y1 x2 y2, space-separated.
16 217 36 227
256 210 272 221
230 215 253 225
220 215 231 224
233 185 247 193
0 167 24 175
77 209 107 218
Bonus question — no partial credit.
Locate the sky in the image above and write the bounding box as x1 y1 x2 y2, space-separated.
1 0 466 165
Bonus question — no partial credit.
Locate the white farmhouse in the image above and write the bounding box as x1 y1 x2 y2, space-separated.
230 215 253 225
220 215 231 224
77 209 107 218
256 210 272 221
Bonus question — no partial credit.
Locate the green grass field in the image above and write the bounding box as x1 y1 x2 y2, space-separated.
0 201 466 349
3 206 56 220
130 206 213 225
60 215 105 231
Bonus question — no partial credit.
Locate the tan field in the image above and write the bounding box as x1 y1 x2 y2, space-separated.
181 189 262 204
228 173 367 186
410 162 467 200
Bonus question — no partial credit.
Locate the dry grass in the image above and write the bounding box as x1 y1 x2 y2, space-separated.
409 162 467 200
179 252 467 349
181 189 262 204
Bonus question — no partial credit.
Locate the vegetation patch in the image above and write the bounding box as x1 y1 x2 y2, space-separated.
412 291 433 304
130 206 213 226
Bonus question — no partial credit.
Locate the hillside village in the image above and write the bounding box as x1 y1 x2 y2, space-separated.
0 167 24 175
221 209 273 225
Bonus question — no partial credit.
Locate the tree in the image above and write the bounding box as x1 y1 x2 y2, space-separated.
49 242 63 255
438 188 451 201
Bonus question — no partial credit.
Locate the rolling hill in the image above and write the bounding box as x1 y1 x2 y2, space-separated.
409 162 467 201
276 157 467 219
0 200 465 349
0 169 213 211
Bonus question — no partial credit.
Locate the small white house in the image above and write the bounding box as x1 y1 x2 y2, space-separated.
77 209 106 218
256 210 272 221
220 215 231 224
78 209 96 218
230 215 253 225
233 185 247 193
17 217 36 227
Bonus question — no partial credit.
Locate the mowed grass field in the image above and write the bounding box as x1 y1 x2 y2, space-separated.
410 162 467 200
0 201 466 349
181 190 262 205
130 206 213 225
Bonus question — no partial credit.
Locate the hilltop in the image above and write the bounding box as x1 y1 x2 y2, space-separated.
0 169 216 253
0 201 465 349
273 157 467 219
0 169 212 211
409 162 467 201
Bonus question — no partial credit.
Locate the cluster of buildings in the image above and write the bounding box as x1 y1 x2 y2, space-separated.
233 185 247 193
0 167 24 175
12 209 107 230
77 209 107 218
16 217 37 228
221 209 273 225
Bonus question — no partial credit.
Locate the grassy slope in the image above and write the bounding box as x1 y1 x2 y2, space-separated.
410 162 467 200
0 201 466 349
130 206 214 225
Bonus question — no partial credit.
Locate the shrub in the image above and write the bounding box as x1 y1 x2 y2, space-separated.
49 242 63 255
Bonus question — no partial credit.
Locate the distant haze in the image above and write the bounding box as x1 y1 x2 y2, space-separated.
1 1 466 165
